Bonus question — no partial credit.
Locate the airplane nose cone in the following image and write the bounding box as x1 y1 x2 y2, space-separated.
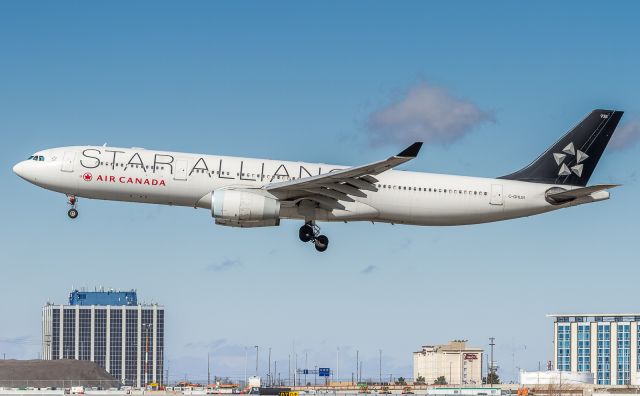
13 161 26 179
13 160 37 184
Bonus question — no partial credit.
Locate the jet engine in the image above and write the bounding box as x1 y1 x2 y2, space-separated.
211 189 281 227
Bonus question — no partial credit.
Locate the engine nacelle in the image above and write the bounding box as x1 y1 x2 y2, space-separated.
211 189 281 227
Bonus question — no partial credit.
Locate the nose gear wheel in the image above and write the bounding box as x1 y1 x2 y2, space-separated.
67 195 79 219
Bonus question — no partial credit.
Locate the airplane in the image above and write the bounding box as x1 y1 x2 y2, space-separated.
13 109 622 252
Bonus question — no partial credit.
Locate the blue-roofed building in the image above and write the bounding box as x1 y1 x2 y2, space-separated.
69 289 137 306
42 288 164 388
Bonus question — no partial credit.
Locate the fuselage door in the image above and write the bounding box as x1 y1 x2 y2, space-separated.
490 184 503 205
174 159 188 180
61 151 76 172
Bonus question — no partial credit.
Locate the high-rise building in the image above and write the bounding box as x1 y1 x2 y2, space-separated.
42 289 164 387
413 340 483 385
548 313 640 385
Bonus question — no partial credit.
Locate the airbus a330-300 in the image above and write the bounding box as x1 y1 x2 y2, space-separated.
13 109 622 252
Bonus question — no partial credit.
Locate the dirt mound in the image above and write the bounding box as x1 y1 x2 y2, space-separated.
0 359 119 388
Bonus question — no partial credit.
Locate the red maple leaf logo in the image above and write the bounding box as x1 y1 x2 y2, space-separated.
83 172 92 181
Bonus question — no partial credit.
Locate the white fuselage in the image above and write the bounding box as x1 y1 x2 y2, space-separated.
13 146 609 226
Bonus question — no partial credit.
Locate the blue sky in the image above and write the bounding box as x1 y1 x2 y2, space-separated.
1 0 640 384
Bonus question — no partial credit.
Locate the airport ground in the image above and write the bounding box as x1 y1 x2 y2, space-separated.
3 383 640 396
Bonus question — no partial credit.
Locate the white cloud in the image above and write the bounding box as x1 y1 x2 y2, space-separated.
610 121 640 151
367 82 493 146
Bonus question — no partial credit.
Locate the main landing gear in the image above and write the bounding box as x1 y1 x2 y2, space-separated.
299 221 329 252
67 195 78 219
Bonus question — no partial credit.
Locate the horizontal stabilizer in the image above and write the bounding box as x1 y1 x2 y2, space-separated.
546 184 620 204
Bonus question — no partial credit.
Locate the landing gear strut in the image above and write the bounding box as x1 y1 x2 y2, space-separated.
67 195 78 219
299 221 329 252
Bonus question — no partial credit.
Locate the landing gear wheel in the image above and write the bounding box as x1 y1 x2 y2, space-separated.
67 195 78 219
299 221 329 252
314 235 329 252
299 224 314 242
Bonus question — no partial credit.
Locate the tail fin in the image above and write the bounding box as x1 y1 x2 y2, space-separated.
499 109 623 186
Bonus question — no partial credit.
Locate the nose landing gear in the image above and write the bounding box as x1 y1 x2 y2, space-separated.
299 221 329 252
67 195 78 219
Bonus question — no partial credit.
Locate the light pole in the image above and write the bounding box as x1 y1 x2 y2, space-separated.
255 346 259 377
336 347 340 383
142 323 152 386
268 348 271 386
489 337 495 387
244 347 248 385
356 350 359 383
305 352 308 385
379 350 382 385
288 354 291 387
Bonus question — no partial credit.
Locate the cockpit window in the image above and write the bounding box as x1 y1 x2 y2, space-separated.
38 156 44 161
27 155 45 161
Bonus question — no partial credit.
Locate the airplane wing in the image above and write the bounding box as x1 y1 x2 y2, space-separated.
264 142 423 210
546 184 620 204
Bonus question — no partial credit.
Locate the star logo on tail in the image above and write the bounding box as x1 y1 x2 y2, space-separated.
553 142 588 177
